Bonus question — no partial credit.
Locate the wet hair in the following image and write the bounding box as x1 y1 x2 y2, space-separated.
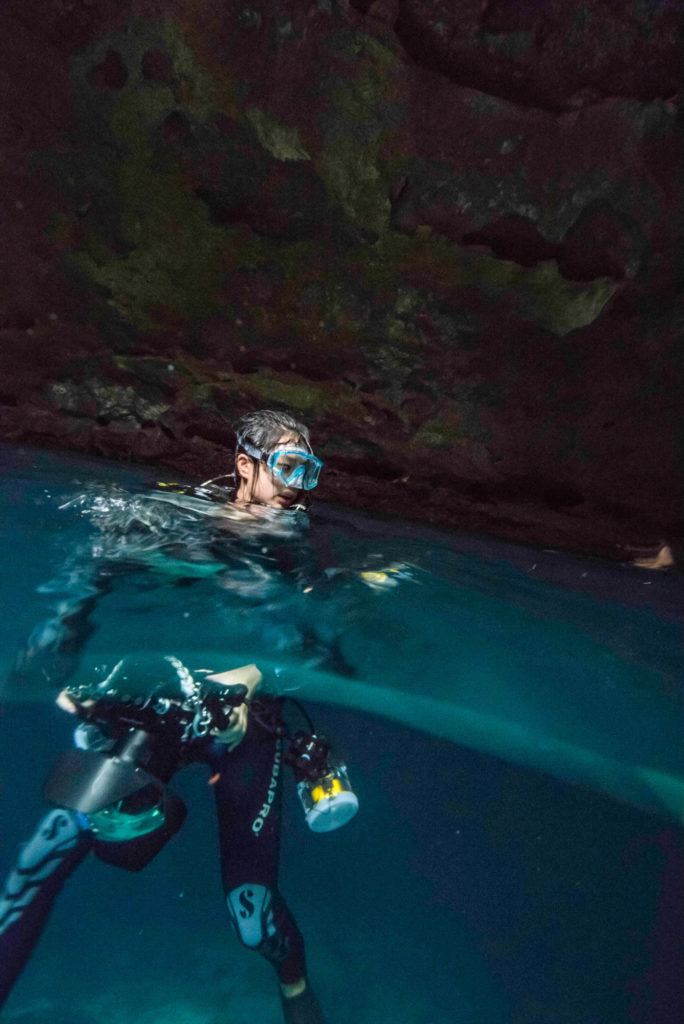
233 408 313 505
235 409 311 456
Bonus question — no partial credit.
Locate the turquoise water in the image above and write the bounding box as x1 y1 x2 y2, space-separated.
0 444 682 1023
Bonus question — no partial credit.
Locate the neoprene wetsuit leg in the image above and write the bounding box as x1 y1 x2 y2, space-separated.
0 808 91 1008
207 707 308 987
0 793 185 1009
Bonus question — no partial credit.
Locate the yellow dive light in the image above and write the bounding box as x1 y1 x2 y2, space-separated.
297 763 358 833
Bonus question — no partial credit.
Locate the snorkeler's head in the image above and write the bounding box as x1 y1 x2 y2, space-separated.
235 409 312 458
233 409 321 509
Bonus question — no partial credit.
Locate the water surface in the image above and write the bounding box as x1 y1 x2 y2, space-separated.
0 445 682 1023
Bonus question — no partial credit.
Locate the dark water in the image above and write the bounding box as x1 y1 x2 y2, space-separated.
0 445 682 1023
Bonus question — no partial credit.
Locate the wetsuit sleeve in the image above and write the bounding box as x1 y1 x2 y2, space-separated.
10 563 112 689
9 488 217 691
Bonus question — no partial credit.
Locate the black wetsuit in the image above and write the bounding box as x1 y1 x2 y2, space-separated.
0 696 306 1009
0 484 332 1011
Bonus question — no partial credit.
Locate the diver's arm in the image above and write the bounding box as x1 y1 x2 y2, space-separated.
11 565 112 689
11 491 220 690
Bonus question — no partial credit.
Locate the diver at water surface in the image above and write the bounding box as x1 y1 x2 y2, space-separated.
12 407 348 686
0 410 346 1024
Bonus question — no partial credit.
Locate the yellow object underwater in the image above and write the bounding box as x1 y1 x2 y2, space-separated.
360 568 400 590
311 777 344 803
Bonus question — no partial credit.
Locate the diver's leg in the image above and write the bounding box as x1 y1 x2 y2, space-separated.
0 808 92 1007
210 712 325 1021
0 789 185 1010
211 716 306 982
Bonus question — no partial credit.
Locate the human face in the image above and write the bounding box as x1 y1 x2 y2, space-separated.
235 432 306 509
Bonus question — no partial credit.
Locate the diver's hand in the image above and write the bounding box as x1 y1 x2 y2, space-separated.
56 689 95 714
211 703 249 751
205 664 261 750
56 689 79 714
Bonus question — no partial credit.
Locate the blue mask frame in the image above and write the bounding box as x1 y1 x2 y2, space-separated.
239 440 323 491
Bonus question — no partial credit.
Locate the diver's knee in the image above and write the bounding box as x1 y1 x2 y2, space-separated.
0 809 87 935
15 808 85 873
226 883 279 949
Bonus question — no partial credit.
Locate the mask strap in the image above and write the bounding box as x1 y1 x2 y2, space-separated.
236 437 264 462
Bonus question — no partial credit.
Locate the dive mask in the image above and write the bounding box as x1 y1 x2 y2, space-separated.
239 440 323 491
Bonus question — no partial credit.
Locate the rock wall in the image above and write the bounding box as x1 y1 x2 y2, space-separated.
1 0 682 558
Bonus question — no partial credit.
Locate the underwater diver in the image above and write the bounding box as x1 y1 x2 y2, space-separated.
0 410 349 1024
